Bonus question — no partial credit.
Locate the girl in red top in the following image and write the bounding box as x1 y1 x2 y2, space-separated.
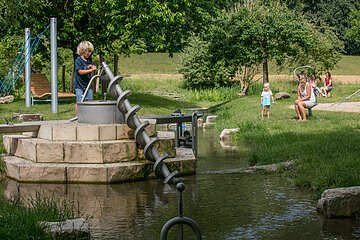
320 71 333 97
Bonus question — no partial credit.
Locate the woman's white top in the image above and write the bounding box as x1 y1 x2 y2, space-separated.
299 83 316 102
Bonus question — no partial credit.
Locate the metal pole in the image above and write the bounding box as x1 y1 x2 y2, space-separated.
50 17 58 113
25 28 31 108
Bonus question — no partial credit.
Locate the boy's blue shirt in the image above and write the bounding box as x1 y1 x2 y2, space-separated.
74 56 92 91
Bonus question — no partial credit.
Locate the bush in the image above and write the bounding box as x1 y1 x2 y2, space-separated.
179 36 234 90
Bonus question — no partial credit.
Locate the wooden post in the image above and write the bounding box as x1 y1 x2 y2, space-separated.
62 64 66 92
114 54 119 75
70 66 74 92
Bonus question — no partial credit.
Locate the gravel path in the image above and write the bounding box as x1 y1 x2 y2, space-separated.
314 102 360 113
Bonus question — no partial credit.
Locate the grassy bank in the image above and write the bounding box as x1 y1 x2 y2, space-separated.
213 88 360 197
0 193 81 239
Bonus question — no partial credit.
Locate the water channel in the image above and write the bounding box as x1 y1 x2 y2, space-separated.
1 129 360 239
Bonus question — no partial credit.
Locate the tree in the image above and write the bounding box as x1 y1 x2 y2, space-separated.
279 0 360 55
0 0 235 70
347 10 360 42
180 2 343 94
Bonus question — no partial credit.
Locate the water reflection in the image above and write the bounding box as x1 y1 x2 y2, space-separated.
1 130 359 239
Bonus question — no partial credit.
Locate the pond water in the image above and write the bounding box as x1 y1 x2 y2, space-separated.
1 129 360 239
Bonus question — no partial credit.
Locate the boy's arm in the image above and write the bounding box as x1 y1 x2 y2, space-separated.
271 95 275 103
78 65 96 75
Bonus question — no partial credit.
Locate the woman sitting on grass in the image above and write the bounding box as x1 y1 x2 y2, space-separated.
320 71 333 97
294 78 317 122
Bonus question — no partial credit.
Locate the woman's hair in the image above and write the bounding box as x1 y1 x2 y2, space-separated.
76 41 94 56
325 71 331 78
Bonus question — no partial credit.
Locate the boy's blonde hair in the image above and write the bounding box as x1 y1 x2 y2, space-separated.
76 41 94 56
263 83 270 88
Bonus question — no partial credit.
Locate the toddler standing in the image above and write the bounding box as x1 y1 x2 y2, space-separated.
260 83 275 119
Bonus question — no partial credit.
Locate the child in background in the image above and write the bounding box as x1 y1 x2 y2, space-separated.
320 71 334 97
310 74 322 97
260 83 275 119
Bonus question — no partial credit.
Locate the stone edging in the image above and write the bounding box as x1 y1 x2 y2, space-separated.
245 160 295 173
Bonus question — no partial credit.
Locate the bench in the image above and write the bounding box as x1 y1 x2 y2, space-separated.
31 73 75 105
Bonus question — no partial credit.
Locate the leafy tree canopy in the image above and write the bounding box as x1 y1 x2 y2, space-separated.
279 0 360 55
0 0 235 55
347 10 360 42
180 2 343 93
0 0 237 75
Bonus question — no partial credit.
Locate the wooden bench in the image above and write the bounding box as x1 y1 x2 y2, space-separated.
31 73 75 105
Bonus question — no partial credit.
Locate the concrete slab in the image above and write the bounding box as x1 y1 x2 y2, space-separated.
2 135 32 155
64 141 103 163
66 164 108 183
76 125 99 141
107 161 152 183
4 156 66 182
52 124 77 141
101 140 137 163
99 125 117 141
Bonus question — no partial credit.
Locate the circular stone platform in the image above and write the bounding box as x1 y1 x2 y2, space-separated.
2 121 196 183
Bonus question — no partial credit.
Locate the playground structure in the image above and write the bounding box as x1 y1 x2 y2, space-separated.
0 18 63 113
0 26 48 98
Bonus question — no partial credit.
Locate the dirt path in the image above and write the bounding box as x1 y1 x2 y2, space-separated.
314 102 360 113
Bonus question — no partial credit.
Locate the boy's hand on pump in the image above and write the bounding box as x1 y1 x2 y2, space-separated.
88 64 97 71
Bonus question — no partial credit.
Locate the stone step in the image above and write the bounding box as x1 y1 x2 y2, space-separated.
3 148 196 183
37 119 156 141
3 133 176 164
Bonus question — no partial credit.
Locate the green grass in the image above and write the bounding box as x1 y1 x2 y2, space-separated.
115 53 360 75
213 82 360 197
0 193 85 240
118 53 180 74
267 55 360 75
332 55 360 75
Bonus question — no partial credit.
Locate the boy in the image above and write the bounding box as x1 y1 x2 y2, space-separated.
260 83 275 119
74 41 97 115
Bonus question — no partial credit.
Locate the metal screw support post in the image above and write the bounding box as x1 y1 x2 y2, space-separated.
102 61 180 184
160 183 201 240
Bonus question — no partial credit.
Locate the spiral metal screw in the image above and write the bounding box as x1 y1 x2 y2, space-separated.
102 62 180 184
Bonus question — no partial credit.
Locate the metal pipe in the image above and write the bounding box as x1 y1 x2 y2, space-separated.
192 113 198 159
25 28 31 108
81 74 100 103
50 17 58 113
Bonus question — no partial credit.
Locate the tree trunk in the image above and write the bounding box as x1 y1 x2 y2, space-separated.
262 57 269 84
